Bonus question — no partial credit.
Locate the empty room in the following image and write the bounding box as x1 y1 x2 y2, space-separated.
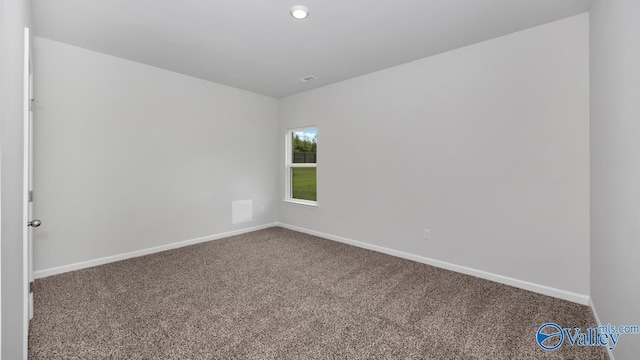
1 0 639 359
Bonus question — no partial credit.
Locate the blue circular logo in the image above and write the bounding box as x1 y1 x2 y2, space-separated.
536 323 564 351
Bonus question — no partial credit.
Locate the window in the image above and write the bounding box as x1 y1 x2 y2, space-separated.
285 127 317 205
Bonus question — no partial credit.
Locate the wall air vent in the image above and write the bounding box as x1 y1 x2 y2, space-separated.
299 75 317 82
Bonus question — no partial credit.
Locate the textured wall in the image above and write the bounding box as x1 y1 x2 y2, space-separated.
33 37 279 272
279 15 590 297
590 1 640 359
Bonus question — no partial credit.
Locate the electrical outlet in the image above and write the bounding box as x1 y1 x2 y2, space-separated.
424 229 431 240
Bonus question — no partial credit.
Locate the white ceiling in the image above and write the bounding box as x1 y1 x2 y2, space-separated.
30 0 591 98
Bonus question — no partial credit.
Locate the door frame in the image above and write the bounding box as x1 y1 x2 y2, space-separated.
22 25 32 360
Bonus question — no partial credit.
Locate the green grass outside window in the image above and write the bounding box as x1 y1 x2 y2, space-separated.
292 167 316 201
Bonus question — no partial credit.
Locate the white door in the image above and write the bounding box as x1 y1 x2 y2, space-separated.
23 26 39 357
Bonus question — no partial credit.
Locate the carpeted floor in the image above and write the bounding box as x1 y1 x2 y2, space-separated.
29 227 607 359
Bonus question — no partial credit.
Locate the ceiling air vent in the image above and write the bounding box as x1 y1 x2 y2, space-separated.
299 75 317 82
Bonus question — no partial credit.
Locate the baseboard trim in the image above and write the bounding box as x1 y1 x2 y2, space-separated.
589 297 615 360
34 221 590 306
277 222 590 305
33 222 279 279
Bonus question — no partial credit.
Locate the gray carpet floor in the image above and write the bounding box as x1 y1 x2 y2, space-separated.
29 227 607 359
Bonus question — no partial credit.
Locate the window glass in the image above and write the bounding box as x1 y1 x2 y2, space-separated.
287 127 317 204
291 129 317 164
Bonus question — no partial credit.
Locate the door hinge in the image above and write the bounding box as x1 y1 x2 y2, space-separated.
29 98 38 111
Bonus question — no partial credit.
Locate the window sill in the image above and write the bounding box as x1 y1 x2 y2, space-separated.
283 199 319 208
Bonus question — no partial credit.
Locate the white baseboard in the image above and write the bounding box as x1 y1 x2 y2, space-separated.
34 221 590 306
277 222 590 305
589 297 615 360
33 223 279 279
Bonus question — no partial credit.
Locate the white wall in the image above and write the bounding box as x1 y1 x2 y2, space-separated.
32 37 279 272
0 0 29 357
590 1 640 359
279 14 590 298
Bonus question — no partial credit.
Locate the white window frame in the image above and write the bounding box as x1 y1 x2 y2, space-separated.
284 126 318 207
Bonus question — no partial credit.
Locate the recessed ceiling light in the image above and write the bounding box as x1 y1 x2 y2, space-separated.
290 5 309 20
